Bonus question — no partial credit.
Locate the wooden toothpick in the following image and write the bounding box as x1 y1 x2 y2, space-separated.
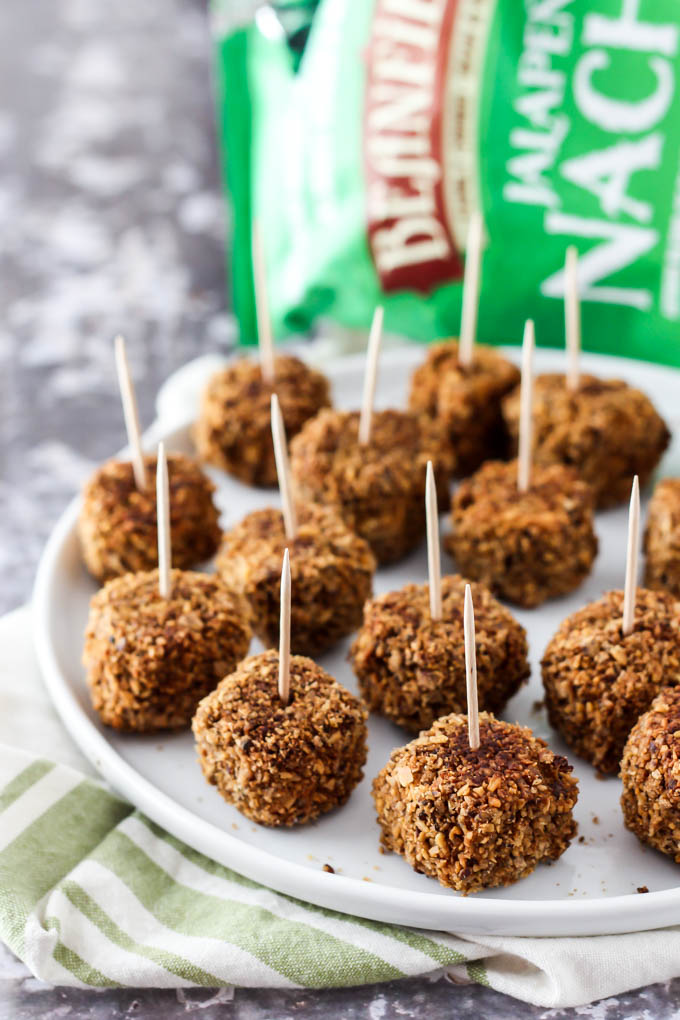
270 393 298 541
565 246 580 391
464 583 480 751
459 211 484 368
279 548 291 705
114 335 147 491
425 461 442 620
156 441 171 599
252 220 275 385
358 305 384 446
517 319 535 493
622 475 640 636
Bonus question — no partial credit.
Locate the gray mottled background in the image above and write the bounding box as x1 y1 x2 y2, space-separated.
1 0 680 1016
0 0 234 609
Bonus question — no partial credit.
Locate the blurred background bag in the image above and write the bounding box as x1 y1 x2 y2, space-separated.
213 0 680 365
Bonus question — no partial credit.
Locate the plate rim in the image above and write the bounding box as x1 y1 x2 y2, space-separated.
32 345 680 937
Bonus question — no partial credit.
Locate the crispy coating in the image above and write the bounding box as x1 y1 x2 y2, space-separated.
644 478 680 597
289 408 455 564
83 569 252 732
502 373 670 508
621 686 680 861
373 712 578 892
194 355 331 487
78 453 221 583
447 460 598 608
350 575 529 732
542 589 680 774
217 503 376 657
409 340 520 476
192 650 368 826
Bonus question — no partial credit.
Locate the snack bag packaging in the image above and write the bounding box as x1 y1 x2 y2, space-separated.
212 0 680 366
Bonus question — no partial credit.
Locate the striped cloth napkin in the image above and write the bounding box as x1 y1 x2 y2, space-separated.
3 606 680 1008
0 746 475 990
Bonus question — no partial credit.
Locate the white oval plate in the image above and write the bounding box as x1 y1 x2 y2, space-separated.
33 345 680 937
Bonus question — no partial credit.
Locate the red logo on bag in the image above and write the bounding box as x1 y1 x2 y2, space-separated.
364 0 463 293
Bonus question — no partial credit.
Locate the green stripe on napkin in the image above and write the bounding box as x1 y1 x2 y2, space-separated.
6 744 680 1010
0 749 471 991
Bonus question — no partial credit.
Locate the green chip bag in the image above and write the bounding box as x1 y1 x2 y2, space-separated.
213 0 680 365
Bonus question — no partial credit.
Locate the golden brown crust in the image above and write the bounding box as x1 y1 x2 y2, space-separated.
373 712 578 892
621 686 680 861
542 589 680 774
408 340 520 476
192 650 368 826
194 355 331 487
78 453 221 583
217 503 376 657
83 569 251 732
447 460 597 607
502 373 670 508
350 575 529 732
644 478 680 597
289 408 455 564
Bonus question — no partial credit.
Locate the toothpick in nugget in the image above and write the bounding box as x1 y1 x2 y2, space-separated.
458 211 484 368
80 357 220 582
543 473 679 775
517 319 535 494
464 583 480 750
622 474 641 636
351 573 529 733
565 246 580 391
270 393 298 541
373 663 578 891
114 335 147 491
278 548 291 705
358 305 384 446
193 582 368 826
425 461 442 620
156 441 171 599
252 220 275 385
